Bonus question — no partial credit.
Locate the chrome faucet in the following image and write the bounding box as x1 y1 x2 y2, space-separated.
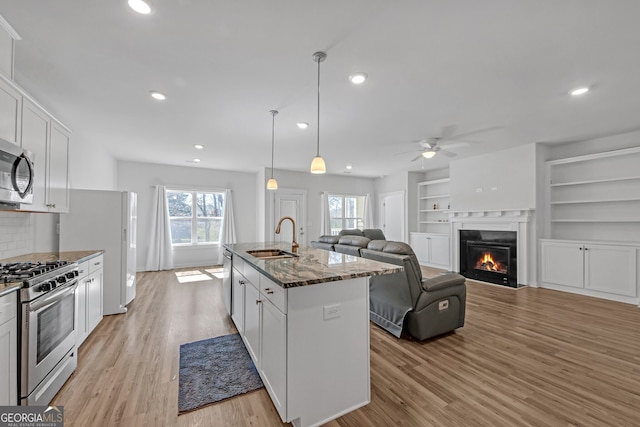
275 216 299 253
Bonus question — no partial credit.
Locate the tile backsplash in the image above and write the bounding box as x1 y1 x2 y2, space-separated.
0 211 35 259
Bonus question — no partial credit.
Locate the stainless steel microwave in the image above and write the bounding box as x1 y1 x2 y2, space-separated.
0 137 34 207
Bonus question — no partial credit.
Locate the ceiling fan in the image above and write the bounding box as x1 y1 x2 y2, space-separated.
400 125 501 161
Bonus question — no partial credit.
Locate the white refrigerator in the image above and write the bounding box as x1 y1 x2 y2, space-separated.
60 190 137 315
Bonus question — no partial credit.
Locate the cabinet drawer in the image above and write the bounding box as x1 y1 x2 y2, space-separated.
260 275 287 314
89 255 103 273
244 264 260 289
234 257 246 274
0 292 17 326
77 260 90 279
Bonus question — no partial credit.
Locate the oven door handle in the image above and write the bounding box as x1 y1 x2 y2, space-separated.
28 281 78 312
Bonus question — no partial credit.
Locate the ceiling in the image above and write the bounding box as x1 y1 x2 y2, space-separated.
2 1 640 177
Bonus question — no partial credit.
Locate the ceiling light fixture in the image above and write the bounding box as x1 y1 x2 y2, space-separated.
346 165 353 170
349 72 368 84
310 51 327 174
422 150 437 159
128 0 152 15
297 122 309 129
149 91 166 100
194 144 204 149
570 87 589 96
192 158 201 163
267 110 279 191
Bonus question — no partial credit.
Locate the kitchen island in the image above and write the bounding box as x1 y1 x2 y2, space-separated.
224 242 402 427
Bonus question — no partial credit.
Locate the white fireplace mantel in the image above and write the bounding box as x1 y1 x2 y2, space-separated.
450 208 534 286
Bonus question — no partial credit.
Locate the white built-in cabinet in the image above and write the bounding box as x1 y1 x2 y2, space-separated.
76 254 104 347
410 232 450 269
0 77 21 144
0 291 18 405
540 147 640 305
230 255 369 427
20 98 70 213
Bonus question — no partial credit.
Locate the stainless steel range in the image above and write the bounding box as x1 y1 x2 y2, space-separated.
0 260 79 405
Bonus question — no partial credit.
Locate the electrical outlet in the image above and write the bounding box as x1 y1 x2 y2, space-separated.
323 304 341 320
475 187 483 193
491 186 498 191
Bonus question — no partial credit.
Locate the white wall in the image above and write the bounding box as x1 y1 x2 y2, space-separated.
450 143 536 211
118 161 258 270
263 169 376 242
69 136 118 190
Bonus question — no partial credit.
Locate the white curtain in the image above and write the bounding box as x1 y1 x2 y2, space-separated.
145 185 174 271
320 192 332 236
218 189 237 264
364 193 374 229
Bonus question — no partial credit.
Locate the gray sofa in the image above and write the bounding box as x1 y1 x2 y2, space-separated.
311 230 466 340
310 228 386 253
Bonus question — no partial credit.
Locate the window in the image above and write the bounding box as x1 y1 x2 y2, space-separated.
328 194 366 235
166 190 225 245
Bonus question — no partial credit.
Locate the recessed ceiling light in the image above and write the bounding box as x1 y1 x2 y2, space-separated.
128 0 152 14
346 165 353 170
349 73 368 84
192 158 201 163
194 144 204 149
297 122 309 129
570 87 589 96
149 91 166 100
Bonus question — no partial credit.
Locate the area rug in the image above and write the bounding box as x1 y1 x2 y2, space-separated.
178 333 264 413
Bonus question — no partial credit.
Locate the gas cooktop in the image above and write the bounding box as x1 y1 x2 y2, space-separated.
0 261 73 284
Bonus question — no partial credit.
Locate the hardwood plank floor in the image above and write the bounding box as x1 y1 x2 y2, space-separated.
52 266 640 426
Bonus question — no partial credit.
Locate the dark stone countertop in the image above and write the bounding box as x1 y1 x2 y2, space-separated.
225 242 402 289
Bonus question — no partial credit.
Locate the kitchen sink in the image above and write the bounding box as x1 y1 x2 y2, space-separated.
247 249 299 260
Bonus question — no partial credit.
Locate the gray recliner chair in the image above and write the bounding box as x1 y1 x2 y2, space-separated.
360 240 466 340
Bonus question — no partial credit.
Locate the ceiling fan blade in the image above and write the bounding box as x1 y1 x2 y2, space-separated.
447 125 502 141
438 142 470 149
410 154 423 162
439 149 457 157
394 149 422 156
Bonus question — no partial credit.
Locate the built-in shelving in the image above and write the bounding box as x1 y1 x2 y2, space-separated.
544 146 640 242
417 178 451 234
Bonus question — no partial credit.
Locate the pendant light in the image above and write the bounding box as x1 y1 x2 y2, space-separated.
310 51 327 174
267 110 279 190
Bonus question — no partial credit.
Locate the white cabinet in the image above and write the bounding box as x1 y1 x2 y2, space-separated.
231 255 370 427
540 240 638 303
243 280 261 364
410 232 450 269
47 121 70 213
0 291 18 405
260 296 287 420
0 20 16 79
20 98 49 211
76 254 104 347
417 178 451 234
0 77 21 144
231 267 245 334
20 99 71 213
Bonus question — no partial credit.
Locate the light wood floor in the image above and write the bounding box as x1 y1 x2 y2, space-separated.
52 266 640 426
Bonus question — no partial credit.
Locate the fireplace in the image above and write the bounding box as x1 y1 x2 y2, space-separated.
459 230 517 287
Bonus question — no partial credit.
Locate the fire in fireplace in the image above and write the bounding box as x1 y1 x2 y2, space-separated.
475 252 506 273
459 230 517 287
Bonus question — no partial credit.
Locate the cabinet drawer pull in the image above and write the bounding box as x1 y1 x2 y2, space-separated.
239 280 245 285
256 299 262 305
264 288 274 295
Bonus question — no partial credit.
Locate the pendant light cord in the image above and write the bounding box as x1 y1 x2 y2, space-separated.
316 56 321 157
270 110 277 177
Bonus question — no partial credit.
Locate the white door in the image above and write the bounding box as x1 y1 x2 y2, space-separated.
380 191 405 242
274 189 306 246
